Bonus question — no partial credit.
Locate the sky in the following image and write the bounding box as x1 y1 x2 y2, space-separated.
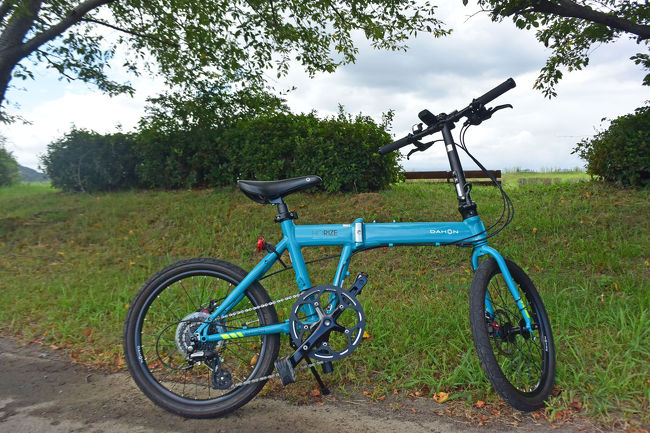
2 2 649 172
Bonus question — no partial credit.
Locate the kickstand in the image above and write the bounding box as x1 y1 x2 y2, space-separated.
310 365 330 396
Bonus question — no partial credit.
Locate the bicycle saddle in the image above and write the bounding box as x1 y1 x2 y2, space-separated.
237 176 322 204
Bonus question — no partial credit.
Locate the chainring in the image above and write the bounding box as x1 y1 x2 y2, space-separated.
289 285 365 361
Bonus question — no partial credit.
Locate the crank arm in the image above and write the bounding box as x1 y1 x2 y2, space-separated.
275 316 337 385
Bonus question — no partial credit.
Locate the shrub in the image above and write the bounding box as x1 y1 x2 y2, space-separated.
0 139 20 187
41 129 141 192
136 109 401 192
573 106 650 187
223 110 400 192
43 106 401 193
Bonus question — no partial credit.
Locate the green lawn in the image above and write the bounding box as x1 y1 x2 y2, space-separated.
0 179 647 422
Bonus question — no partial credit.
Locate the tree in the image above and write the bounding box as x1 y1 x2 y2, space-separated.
471 0 650 97
0 134 19 186
0 0 449 121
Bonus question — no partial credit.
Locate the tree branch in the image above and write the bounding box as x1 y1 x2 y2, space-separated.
528 0 650 40
0 0 15 25
19 0 115 57
37 49 76 80
0 0 43 56
81 17 179 48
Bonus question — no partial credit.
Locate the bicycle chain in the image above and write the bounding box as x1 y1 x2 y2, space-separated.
210 292 325 389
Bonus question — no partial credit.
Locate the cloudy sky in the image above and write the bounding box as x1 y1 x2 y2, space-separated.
3 2 649 172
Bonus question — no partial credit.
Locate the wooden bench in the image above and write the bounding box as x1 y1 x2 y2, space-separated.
404 170 502 186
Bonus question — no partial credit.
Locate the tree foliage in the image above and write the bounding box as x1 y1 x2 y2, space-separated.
0 0 449 121
573 105 649 188
471 0 650 97
0 134 19 186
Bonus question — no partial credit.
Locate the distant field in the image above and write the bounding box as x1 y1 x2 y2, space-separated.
503 169 590 188
0 178 647 422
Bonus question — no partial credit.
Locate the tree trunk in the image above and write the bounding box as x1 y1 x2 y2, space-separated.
0 0 114 113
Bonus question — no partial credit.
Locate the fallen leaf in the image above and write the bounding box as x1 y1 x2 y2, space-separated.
411 408 417 413
569 400 582 411
310 389 321 397
476 400 485 408
49 344 60 350
433 391 449 403
250 354 259 366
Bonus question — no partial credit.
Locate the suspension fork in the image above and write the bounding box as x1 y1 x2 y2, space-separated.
471 245 533 332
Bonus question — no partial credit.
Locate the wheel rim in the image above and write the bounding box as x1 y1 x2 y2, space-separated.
485 272 548 396
134 270 270 402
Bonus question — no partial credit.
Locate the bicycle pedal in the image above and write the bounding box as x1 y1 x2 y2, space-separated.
348 272 368 297
322 361 334 374
274 357 296 386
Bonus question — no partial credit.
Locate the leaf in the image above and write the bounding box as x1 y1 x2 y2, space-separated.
476 400 485 408
433 391 449 403
569 400 582 411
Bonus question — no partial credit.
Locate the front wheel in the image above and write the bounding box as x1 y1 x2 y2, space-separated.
123 258 280 418
469 257 555 411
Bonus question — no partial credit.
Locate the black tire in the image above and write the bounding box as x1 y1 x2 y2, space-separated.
123 258 280 418
469 257 555 411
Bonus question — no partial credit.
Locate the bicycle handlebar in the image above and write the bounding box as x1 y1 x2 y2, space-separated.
378 78 516 155
473 78 516 107
378 135 412 155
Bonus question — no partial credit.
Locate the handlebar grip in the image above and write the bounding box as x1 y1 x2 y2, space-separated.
474 78 516 106
378 135 411 155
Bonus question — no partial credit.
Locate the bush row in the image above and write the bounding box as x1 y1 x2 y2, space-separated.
42 111 401 193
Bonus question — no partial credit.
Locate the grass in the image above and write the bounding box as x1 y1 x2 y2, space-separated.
0 178 648 422
502 169 590 188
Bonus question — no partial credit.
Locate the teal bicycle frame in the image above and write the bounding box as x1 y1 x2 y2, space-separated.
195 214 533 344
195 120 533 344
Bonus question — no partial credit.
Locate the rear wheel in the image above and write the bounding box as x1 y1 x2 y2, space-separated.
123 258 280 418
469 257 555 411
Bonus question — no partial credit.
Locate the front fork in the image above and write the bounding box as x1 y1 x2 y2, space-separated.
471 245 533 332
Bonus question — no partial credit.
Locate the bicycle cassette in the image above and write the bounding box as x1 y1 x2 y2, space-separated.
289 285 365 361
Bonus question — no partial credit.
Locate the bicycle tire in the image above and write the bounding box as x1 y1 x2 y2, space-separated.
123 258 280 418
469 257 555 411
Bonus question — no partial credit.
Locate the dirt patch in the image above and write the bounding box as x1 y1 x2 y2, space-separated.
0 337 594 433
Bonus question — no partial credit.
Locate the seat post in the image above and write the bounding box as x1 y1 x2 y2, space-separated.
270 198 298 223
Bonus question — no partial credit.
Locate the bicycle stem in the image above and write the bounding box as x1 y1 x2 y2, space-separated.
440 122 477 220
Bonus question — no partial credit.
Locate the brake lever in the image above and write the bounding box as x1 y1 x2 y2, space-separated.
489 104 513 115
464 103 513 127
406 140 434 160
